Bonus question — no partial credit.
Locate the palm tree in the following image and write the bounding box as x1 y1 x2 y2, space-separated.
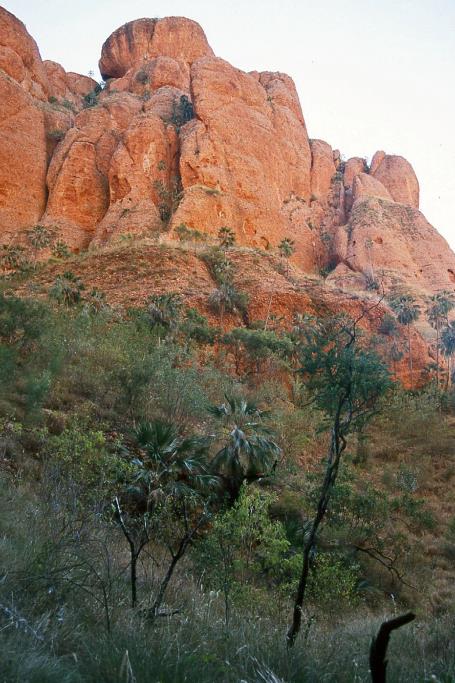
208 396 281 502
441 322 455 389
218 226 236 250
278 237 296 275
426 291 455 389
133 419 214 502
146 292 182 334
49 271 85 306
117 419 217 608
390 295 420 387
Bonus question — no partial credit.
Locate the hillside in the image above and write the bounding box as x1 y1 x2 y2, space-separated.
1 7 455 682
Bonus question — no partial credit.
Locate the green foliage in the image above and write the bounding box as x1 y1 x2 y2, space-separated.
278 237 295 259
146 292 182 332
180 308 218 345
51 240 70 259
40 420 129 498
26 225 55 260
196 485 291 621
61 98 75 110
218 226 235 249
135 69 149 84
392 493 436 530
49 271 85 306
132 419 216 502
378 312 398 336
427 291 455 329
441 321 455 358
175 223 206 242
0 244 30 272
46 129 65 142
294 314 392 432
208 284 249 320
208 395 281 499
153 177 182 222
170 94 194 126
307 553 360 608
0 293 58 414
82 84 102 108
222 326 292 373
390 294 420 326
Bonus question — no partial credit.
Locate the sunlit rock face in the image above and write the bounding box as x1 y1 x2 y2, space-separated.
1 8 454 298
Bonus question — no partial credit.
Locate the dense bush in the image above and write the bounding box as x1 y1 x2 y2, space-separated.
0 291 454 679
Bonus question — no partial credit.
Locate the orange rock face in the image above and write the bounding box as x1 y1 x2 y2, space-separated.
370 152 419 207
0 74 47 234
0 7 48 100
332 196 455 293
170 59 314 266
352 172 392 202
0 7 50 233
310 140 336 198
1 8 454 385
44 60 97 109
99 17 213 80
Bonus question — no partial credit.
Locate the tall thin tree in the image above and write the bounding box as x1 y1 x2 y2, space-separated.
390 295 420 388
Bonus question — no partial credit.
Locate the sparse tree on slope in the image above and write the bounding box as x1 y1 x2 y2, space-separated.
426 291 455 389
286 313 391 647
390 294 420 388
441 321 455 389
208 395 281 502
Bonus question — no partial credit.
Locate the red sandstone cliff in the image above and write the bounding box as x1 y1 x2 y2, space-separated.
1 8 454 384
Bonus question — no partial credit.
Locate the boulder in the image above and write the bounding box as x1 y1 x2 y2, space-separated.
99 17 214 80
352 172 392 202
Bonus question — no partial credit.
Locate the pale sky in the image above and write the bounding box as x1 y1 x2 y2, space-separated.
4 0 454 250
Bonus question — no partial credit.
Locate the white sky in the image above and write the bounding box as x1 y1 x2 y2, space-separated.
4 0 454 250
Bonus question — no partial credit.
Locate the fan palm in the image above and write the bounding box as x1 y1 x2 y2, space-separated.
441 322 455 389
390 295 420 387
208 395 281 501
132 419 216 505
427 292 455 388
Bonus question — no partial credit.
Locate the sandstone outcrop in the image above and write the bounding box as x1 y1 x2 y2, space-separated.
370 152 419 207
99 17 214 80
310 140 336 198
331 196 455 292
351 172 392 203
44 60 97 109
0 8 454 384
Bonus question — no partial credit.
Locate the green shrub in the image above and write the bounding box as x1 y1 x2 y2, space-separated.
49 272 85 306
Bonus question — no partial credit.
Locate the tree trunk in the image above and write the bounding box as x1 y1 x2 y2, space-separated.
287 405 347 647
408 324 413 388
436 320 440 390
264 292 273 331
150 513 207 617
369 612 415 682
130 551 138 608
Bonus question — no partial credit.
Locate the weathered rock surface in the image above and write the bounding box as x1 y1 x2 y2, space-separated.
332 196 455 292
370 152 419 207
42 93 144 247
171 59 314 267
44 60 97 109
0 7 48 100
310 139 336 198
99 17 213 80
352 172 392 202
0 8 454 384
0 74 47 234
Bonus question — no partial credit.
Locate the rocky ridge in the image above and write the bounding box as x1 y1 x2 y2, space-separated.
1 7 454 384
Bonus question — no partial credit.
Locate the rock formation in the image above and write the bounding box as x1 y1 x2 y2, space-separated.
0 7 454 384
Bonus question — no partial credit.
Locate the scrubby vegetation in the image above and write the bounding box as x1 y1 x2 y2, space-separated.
1 283 455 681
